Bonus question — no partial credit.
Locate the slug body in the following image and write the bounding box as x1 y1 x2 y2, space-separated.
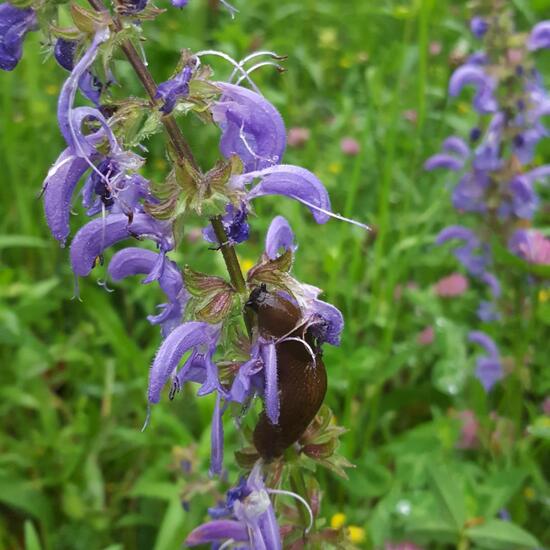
246 286 327 460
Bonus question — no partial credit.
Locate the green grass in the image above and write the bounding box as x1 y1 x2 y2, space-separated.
1 0 549 548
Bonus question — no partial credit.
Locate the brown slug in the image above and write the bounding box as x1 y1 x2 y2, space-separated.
246 285 327 460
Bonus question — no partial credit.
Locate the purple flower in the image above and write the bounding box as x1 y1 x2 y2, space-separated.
477 300 500 322
70 213 174 277
54 38 77 71
265 215 296 260
156 65 193 114
185 463 282 549
436 226 488 276
0 3 36 71
171 0 189 7
213 82 286 172
480 272 501 298
57 28 112 156
149 321 221 404
468 331 503 391
509 229 550 265
304 299 344 346
449 64 497 114
528 21 550 51
473 112 504 171
452 170 489 213
232 165 331 224
424 136 469 172
202 202 250 245
108 247 187 337
120 0 148 14
470 17 489 38
509 176 538 219
54 38 107 106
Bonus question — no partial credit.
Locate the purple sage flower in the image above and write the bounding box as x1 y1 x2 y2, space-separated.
0 3 36 71
156 64 193 114
213 82 286 172
449 64 497 114
470 17 489 38
528 21 550 51
186 462 282 549
468 330 504 391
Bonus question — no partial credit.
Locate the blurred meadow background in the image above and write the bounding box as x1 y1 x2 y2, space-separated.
1 0 549 548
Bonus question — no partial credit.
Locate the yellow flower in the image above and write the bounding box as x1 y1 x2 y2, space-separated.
330 513 346 530
347 525 366 544
241 258 255 272
538 289 549 303
328 161 342 175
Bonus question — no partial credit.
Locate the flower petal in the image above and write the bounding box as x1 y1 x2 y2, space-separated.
262 342 279 425
149 321 215 403
70 213 173 277
424 153 464 171
449 65 497 113
213 82 286 172
42 149 90 245
265 215 296 259
436 225 479 247
108 247 183 301
236 165 331 224
468 330 499 359
209 393 225 476
57 27 110 154
306 299 344 346
528 21 550 51
185 520 248 546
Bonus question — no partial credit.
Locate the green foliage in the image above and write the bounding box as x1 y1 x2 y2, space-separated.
1 0 549 548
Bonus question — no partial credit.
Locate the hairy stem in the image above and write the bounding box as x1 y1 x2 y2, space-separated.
86 0 247 295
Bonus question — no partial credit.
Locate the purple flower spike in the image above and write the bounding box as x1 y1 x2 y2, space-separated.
470 17 489 38
185 520 248 546
148 321 218 403
213 82 286 172
449 65 497 114
468 331 503 391
156 65 193 114
265 215 296 259
235 165 331 224
262 342 279 425
0 3 36 71
70 213 173 277
424 154 465 172
528 21 550 51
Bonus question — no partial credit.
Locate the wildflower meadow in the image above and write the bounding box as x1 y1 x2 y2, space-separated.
0 0 549 549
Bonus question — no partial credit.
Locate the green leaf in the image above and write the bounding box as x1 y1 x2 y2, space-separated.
24 521 42 550
467 520 540 549
493 242 550 279
429 464 466 532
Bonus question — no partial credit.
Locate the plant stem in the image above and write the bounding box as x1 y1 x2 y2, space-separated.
86 0 247 294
